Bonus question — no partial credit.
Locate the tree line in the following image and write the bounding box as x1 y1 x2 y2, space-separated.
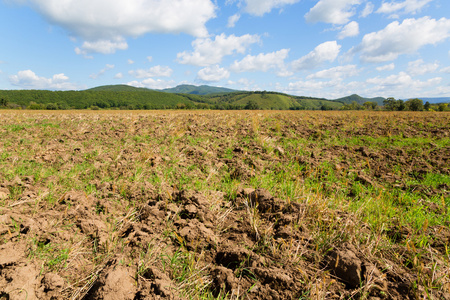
340 98 448 111
0 90 448 111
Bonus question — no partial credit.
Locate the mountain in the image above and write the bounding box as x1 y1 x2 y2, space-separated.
414 97 450 104
85 85 152 92
162 84 238 95
206 91 343 110
333 94 385 105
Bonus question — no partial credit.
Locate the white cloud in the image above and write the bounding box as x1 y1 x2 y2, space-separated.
147 56 153 63
338 21 359 39
129 66 173 78
227 78 255 90
114 72 124 79
366 71 442 96
127 78 175 90
377 0 432 16
127 59 134 65
197 65 230 82
16 0 216 54
282 78 358 99
177 33 260 66
241 0 301 16
376 63 395 71
440 66 450 73
407 59 439 76
9 70 79 90
357 17 450 62
227 14 241 28
291 41 341 71
305 0 362 24
360 2 374 17
229 49 290 74
75 38 128 55
90 64 115 79
306 65 360 79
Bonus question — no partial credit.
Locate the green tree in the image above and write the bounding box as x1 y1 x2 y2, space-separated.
405 98 424 111
363 101 377 110
438 103 448 111
383 97 397 110
0 96 9 107
424 101 431 111
45 103 58 110
245 99 260 110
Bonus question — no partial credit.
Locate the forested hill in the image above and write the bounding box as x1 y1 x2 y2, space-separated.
0 89 196 110
86 85 152 92
162 84 238 95
0 84 396 110
334 94 386 105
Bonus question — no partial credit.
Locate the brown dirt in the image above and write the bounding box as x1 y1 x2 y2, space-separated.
0 110 449 299
1 187 449 299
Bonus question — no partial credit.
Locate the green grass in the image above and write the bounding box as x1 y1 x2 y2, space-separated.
1 110 449 299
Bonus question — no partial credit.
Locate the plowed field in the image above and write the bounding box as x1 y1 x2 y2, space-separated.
0 110 449 299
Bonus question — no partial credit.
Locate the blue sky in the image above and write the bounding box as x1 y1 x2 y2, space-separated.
1 0 450 99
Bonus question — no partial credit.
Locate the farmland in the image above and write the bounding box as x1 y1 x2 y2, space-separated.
0 110 449 299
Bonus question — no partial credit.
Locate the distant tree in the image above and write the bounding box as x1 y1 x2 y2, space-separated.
0 96 8 107
383 97 397 110
438 103 448 111
424 101 431 111
405 98 424 111
396 99 405 111
45 103 58 110
28 101 44 110
363 101 377 110
245 99 260 110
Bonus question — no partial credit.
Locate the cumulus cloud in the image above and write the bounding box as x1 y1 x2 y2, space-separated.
9 70 79 90
15 0 216 54
90 64 115 79
306 65 360 79
407 59 439 76
127 78 175 90
177 33 260 66
227 14 241 28
441 66 450 73
376 63 395 71
305 0 362 24
282 78 359 99
129 66 173 78
356 17 450 62
360 2 374 17
114 72 124 79
241 0 301 16
377 0 432 16
75 38 128 55
229 49 290 74
197 65 230 82
291 41 341 71
366 71 442 96
338 21 359 39
127 59 135 65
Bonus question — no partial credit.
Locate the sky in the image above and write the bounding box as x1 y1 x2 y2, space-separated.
1 0 450 99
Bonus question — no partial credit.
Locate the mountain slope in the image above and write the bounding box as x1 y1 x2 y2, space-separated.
86 85 153 92
162 84 238 95
207 91 343 110
334 94 385 105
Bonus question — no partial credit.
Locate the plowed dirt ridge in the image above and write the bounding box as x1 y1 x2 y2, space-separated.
0 110 449 299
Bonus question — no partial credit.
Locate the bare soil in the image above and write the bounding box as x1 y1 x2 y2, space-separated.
0 110 449 299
